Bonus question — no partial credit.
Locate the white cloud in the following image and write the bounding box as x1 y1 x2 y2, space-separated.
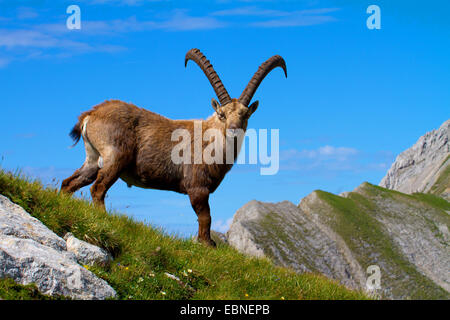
212 6 339 28
36 11 226 35
281 145 358 161
0 29 89 50
0 56 10 67
279 145 395 174
0 27 126 67
212 6 290 17
212 218 233 233
159 10 227 31
82 0 163 5
16 7 39 20
317 145 358 159
0 9 226 67
0 5 337 68
251 8 339 27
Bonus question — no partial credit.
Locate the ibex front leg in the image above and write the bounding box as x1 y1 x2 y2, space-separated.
188 187 216 247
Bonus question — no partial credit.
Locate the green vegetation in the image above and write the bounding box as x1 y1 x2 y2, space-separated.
410 192 450 211
315 183 449 299
257 206 322 272
430 155 450 197
365 181 450 211
0 278 66 300
0 168 368 300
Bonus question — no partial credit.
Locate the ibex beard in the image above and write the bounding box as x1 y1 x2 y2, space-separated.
61 48 287 247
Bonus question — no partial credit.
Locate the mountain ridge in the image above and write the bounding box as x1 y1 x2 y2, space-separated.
224 119 450 299
380 119 449 199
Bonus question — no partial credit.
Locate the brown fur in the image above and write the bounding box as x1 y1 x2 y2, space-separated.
61 99 254 247
61 51 285 247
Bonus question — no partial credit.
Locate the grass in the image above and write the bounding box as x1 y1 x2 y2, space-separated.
0 278 67 300
0 168 368 300
315 183 449 299
364 181 450 212
429 156 450 197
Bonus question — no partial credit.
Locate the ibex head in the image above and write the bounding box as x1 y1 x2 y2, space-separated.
185 48 287 133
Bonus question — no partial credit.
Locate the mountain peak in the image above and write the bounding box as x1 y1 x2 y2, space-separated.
379 119 449 198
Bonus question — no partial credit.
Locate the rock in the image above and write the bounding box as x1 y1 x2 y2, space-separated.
210 230 228 245
0 195 116 300
353 183 450 294
226 183 450 299
226 199 365 290
225 120 450 299
0 195 66 251
226 201 267 258
64 233 112 267
0 235 116 300
218 121 450 298
379 119 449 197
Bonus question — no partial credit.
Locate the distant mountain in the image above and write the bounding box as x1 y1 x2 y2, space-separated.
223 120 450 299
380 120 449 200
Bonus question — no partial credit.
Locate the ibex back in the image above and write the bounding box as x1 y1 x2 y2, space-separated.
61 49 287 247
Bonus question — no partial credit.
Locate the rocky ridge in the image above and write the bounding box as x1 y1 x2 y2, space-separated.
380 119 449 199
0 195 116 300
224 120 450 299
225 183 449 299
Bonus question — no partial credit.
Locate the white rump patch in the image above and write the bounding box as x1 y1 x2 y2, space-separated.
98 156 104 168
81 116 89 137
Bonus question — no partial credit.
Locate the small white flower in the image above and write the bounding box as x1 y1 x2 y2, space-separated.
164 272 180 282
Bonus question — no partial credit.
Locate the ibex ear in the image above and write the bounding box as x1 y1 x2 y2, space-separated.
248 100 259 115
211 98 220 113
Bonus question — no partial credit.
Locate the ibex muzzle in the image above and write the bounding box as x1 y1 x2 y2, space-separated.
61 49 287 247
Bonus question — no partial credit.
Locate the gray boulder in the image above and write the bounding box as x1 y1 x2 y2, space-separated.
0 195 66 251
0 235 116 299
0 195 116 300
64 233 112 267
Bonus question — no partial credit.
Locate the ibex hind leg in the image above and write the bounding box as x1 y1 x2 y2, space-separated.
90 149 128 209
61 138 100 194
61 163 98 194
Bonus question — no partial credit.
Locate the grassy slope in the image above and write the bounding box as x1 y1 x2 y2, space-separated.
315 183 449 299
0 278 67 300
255 203 335 273
0 169 368 300
429 155 450 197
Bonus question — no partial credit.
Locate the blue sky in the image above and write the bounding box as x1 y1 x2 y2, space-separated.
1 0 449 236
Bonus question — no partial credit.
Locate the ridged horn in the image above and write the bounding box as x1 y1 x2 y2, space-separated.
185 48 232 106
239 55 287 107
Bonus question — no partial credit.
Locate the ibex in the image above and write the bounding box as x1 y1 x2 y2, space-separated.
61 49 287 246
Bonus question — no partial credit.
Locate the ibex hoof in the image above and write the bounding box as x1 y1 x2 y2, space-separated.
194 236 216 248
205 239 216 248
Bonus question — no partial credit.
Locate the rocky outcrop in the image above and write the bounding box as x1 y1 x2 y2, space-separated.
227 200 366 289
0 195 66 252
64 233 112 267
225 119 450 299
226 183 450 299
0 195 116 300
380 119 449 198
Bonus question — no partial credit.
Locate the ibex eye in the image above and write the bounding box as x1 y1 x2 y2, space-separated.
218 113 226 120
